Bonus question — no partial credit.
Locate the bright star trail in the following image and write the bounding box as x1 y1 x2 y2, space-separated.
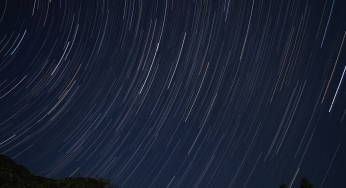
1 0 346 187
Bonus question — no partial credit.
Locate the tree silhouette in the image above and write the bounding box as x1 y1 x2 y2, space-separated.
280 177 314 188
300 177 314 188
280 182 288 188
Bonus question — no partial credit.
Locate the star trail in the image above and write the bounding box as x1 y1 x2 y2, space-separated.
1 0 346 187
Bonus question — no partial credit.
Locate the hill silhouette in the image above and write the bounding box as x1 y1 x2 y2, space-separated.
0 154 118 188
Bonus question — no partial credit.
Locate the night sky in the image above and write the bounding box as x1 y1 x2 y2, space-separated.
1 0 346 187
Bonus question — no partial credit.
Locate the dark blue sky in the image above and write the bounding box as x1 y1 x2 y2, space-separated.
1 0 346 187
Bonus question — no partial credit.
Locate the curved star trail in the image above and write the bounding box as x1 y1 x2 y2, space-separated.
1 0 346 187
